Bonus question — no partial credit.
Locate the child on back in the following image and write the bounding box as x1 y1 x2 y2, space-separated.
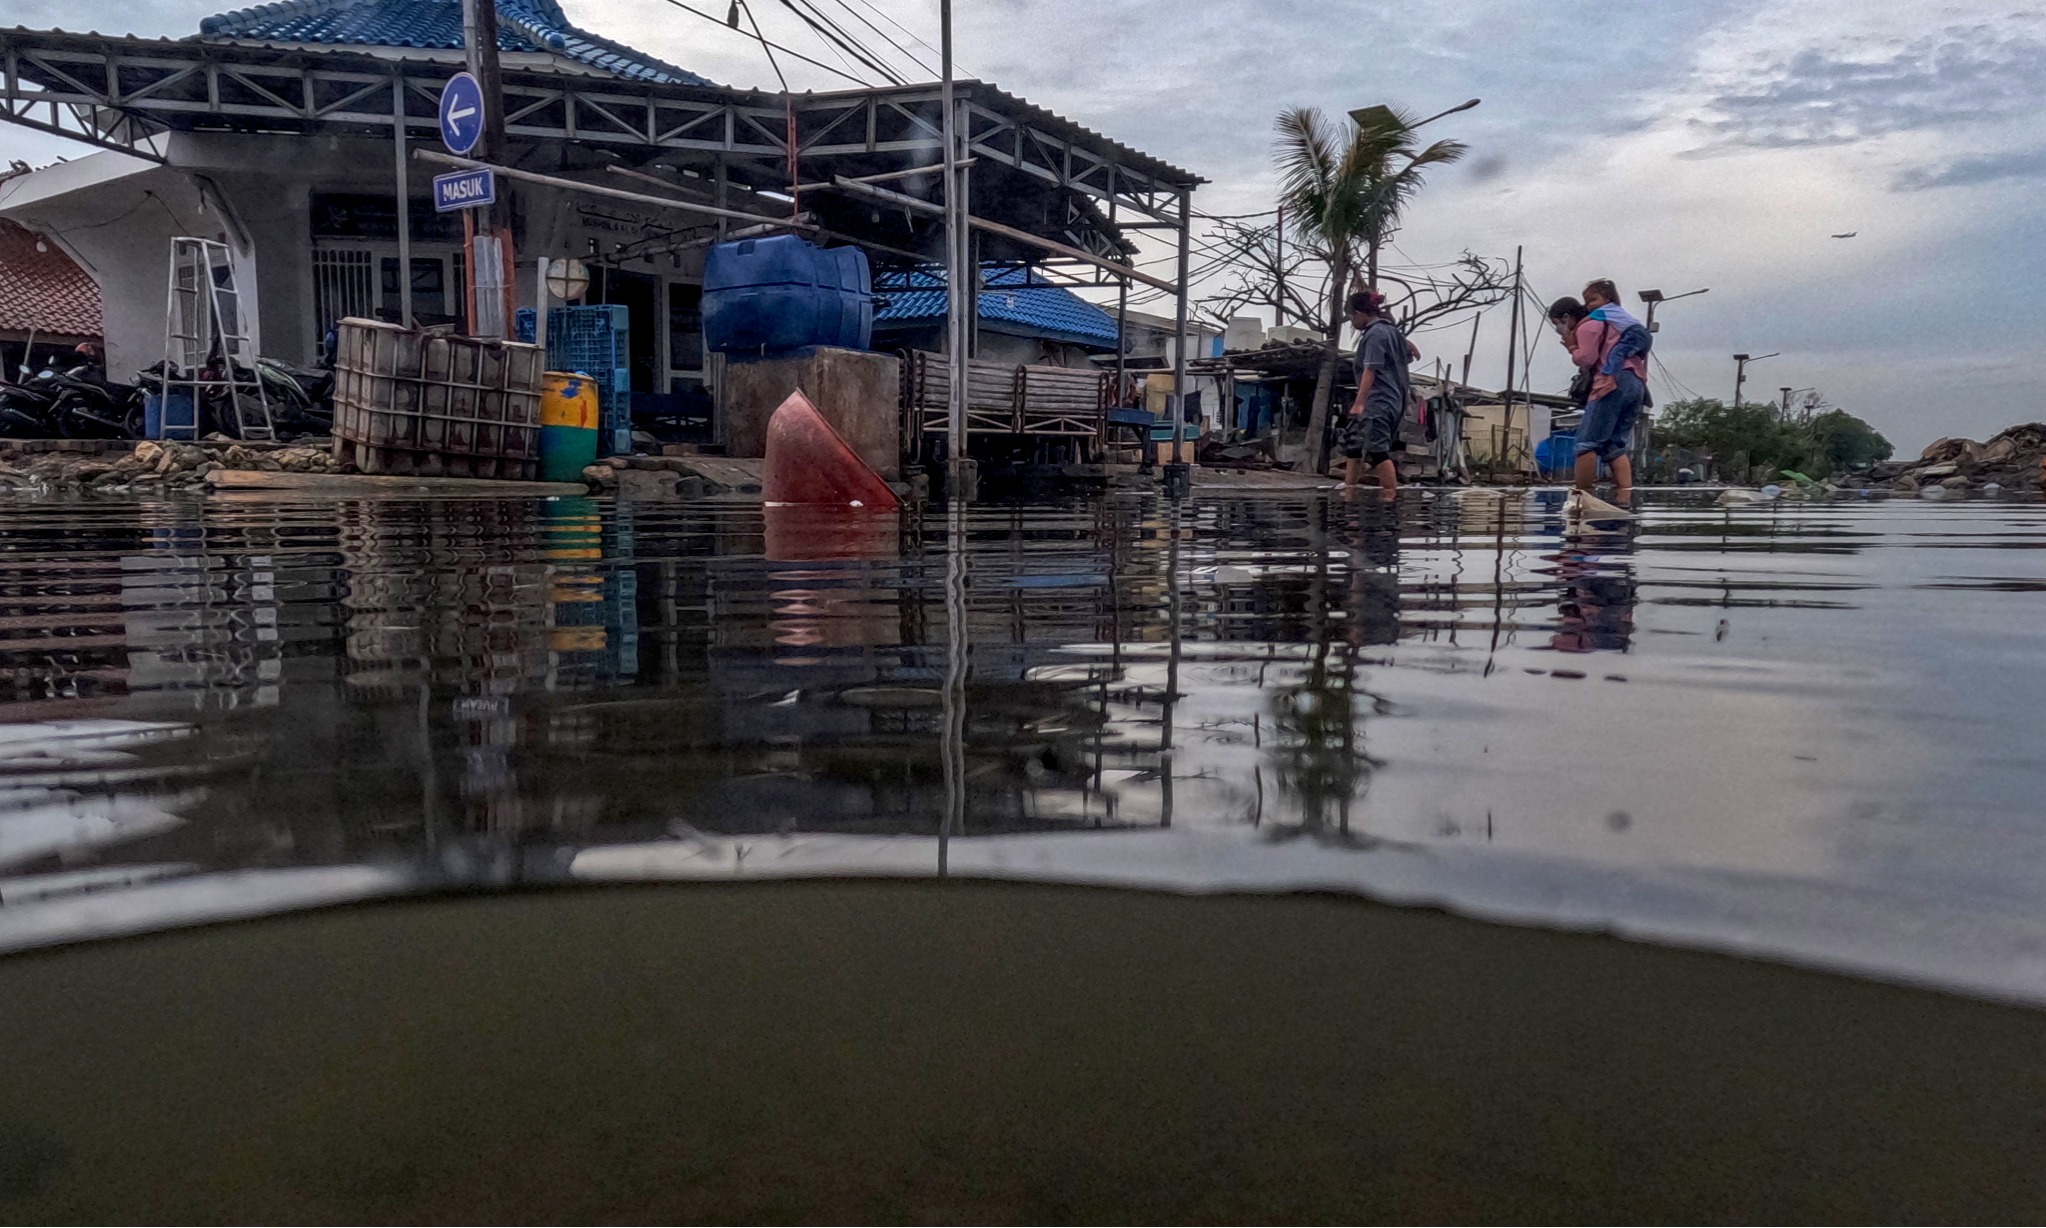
1580 279 1651 388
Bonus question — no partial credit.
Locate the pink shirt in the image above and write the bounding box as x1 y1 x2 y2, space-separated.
1569 318 1647 400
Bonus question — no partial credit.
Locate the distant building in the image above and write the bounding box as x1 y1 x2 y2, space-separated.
874 265 1120 369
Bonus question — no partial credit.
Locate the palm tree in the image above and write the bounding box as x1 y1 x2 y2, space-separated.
1275 104 1468 472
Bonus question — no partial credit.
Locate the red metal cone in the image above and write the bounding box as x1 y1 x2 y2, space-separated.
761 390 902 510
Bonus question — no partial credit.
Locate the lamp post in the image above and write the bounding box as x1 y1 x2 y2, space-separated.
1731 351 1778 409
1352 97 1482 131
1638 286 1707 335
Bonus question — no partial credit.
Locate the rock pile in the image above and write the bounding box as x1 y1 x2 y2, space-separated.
0 439 342 493
1875 424 2046 493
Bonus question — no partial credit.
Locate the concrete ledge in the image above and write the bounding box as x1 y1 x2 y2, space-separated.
209 471 587 497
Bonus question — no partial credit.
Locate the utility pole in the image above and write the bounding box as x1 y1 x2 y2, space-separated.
1499 244 1523 473
1164 187 1192 499
940 0 972 499
461 0 510 336
1273 204 1285 327
1781 386 1793 417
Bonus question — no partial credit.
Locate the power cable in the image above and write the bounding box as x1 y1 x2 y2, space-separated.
824 0 937 78
777 0 903 84
647 0 866 86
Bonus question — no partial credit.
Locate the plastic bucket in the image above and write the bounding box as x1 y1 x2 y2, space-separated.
539 373 601 483
145 390 197 441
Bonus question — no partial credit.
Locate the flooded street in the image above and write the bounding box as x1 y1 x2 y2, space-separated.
7 487 2046 1221
3 489 2046 999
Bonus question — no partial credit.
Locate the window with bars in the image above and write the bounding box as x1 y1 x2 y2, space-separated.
311 249 374 351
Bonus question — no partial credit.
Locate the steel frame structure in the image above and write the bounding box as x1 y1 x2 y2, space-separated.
0 28 1195 259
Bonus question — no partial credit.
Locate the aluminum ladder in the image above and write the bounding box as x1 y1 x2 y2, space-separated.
163 237 273 441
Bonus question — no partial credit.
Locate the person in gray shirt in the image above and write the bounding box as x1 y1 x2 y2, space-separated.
1340 290 1414 492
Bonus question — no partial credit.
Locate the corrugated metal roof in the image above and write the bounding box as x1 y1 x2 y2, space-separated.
0 220 102 339
198 0 711 86
876 266 1120 348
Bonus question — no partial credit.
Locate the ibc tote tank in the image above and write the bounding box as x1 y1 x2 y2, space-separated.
702 235 873 355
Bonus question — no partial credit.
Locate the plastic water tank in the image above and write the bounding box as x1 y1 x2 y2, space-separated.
703 236 873 354
1535 432 1577 476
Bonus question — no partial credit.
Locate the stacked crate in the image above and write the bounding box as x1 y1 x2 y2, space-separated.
330 319 545 479
518 305 633 456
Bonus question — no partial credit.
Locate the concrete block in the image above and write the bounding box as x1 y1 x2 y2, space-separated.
721 347 901 480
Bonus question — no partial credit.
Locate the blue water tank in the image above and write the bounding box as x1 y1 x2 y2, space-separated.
703 236 873 354
1536 432 1577 475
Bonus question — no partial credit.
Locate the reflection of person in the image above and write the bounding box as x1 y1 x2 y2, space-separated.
1340 290 1413 495
1550 534 1638 654
1346 498 1403 649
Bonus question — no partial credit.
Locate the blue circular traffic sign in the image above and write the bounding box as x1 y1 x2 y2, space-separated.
439 72 486 156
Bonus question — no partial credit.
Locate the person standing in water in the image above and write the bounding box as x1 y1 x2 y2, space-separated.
1562 278 1650 501
1340 290 1413 494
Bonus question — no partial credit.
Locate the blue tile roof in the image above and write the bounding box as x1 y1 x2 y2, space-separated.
875 265 1121 349
198 0 712 86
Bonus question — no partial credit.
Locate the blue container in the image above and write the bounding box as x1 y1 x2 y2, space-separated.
1536 432 1577 476
703 236 872 354
520 306 633 456
145 390 198 441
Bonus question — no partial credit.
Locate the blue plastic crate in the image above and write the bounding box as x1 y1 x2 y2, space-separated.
516 305 633 455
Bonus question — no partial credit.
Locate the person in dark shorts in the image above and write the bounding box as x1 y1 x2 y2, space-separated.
1340 290 1413 493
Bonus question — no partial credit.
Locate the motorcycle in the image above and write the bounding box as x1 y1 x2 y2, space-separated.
42 364 146 439
0 374 61 438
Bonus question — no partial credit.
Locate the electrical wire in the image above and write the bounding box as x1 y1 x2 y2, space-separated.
824 0 938 78
839 0 969 76
648 0 867 86
777 0 903 84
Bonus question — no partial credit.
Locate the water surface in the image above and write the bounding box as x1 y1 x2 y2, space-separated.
3 487 2044 1003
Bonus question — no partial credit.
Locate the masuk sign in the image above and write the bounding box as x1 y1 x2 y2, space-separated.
432 167 495 212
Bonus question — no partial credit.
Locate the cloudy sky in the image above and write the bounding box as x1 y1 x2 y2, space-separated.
6 0 2044 448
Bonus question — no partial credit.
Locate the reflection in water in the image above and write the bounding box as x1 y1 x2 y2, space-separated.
2 492 2046 1003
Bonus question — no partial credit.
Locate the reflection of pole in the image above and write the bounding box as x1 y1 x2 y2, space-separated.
1159 501 1183 828
939 499 969 873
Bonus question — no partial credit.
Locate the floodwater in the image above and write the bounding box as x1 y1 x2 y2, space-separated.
5 487 2046 1220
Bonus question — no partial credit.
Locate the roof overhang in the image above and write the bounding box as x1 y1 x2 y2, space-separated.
0 25 1200 267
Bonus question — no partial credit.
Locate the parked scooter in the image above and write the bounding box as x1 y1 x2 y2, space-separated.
0 373 62 438
42 363 146 439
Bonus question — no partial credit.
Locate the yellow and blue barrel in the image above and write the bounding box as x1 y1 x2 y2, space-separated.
540 373 602 483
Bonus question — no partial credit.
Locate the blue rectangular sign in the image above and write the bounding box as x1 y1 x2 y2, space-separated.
432 167 495 212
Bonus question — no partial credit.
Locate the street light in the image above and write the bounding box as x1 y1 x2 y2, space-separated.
1638 286 1707 335
1732 351 1779 409
1350 98 1481 132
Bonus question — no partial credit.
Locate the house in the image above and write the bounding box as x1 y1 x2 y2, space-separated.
0 215 103 379
0 2 1198 442
873 265 1120 369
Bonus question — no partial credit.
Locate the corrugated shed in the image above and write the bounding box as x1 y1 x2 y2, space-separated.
876 266 1120 348
0 221 102 339
198 0 711 86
